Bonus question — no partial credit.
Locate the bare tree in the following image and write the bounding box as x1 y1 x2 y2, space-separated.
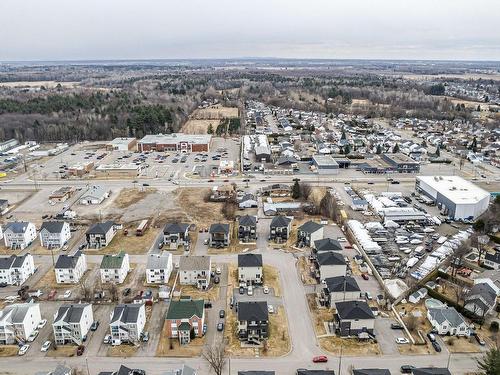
405 315 419 332
203 340 227 375
450 241 469 277
319 192 339 222
107 283 119 302
78 276 93 302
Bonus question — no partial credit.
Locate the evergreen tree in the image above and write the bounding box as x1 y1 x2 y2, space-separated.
392 143 400 153
207 123 214 134
477 347 500 375
292 181 301 199
344 144 351 155
435 144 441 157
376 144 382 154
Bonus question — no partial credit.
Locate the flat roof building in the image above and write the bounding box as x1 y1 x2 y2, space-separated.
138 133 211 153
106 137 137 151
381 152 420 173
312 155 339 175
416 176 490 220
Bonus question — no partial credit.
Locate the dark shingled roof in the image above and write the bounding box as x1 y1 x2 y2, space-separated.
485 251 500 264
335 300 375 320
54 304 90 324
353 370 391 375
40 221 66 233
270 215 291 228
238 372 275 375
317 251 346 266
3 221 32 234
55 251 84 269
324 276 360 293
86 221 115 235
163 222 190 234
412 369 451 375
110 304 143 324
298 220 323 234
0 254 30 269
314 238 342 252
237 301 268 321
296 371 335 375
209 223 230 234
239 215 256 227
238 253 263 268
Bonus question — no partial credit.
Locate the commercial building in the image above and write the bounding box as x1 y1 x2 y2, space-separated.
106 137 137 151
94 163 143 178
416 176 490 220
312 154 339 175
381 152 420 173
138 133 211 153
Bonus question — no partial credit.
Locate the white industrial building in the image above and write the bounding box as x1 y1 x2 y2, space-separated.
416 176 490 220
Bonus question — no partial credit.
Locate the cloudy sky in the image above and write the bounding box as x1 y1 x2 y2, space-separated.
1 0 499 61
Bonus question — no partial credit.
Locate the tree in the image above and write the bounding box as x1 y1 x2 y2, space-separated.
376 144 382 154
319 192 339 222
435 144 441 157
477 347 500 375
292 180 301 199
392 143 400 153
343 144 351 155
207 123 214 134
221 200 237 220
78 276 93 302
451 241 470 278
300 183 312 201
203 340 227 375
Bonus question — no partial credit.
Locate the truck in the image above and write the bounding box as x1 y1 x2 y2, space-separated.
136 219 150 236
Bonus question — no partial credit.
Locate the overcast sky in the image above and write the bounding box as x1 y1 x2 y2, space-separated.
1 0 499 61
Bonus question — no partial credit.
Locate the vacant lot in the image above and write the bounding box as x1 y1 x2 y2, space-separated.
263 265 281 297
46 345 77 357
174 188 225 225
444 336 482 353
306 293 332 335
115 188 157 209
108 344 139 357
264 306 291 356
183 119 221 134
182 105 239 134
0 346 18 357
91 227 160 255
319 336 381 356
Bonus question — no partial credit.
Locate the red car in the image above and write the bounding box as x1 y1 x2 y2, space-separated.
312 355 328 363
362 273 369 280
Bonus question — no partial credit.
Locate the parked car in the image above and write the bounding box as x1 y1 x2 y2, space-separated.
427 332 436 342
203 323 207 335
18 345 30 356
432 341 442 352
142 332 149 342
247 285 253 296
312 355 328 363
263 286 270 294
103 335 112 344
239 286 245 294
40 340 51 352
268 305 274 314
215 267 222 275
63 290 72 299
214 276 220 284
400 365 415 374
390 323 403 330
76 345 85 356
365 291 372 300
217 322 224 331
475 334 486 346
27 330 39 342
90 321 100 331
219 309 225 318
123 288 131 296
396 337 409 344
37 319 47 329
361 273 369 280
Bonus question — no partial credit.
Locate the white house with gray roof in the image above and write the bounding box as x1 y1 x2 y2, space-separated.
53 304 93 345
0 302 42 344
54 251 87 284
3 222 36 250
0 254 35 286
146 251 172 284
109 303 146 345
163 223 190 249
179 255 211 290
427 306 470 336
39 221 71 249
297 221 323 247
79 185 110 205
100 252 130 284
85 221 117 249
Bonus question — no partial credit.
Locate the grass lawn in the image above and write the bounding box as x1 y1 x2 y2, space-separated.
46 345 77 357
306 293 332 336
263 265 281 297
156 321 204 357
90 228 159 255
319 336 381 356
108 344 138 357
0 345 19 357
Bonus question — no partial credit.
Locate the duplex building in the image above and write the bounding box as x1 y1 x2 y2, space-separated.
86 221 117 249
427 306 469 336
269 216 292 243
163 223 190 249
334 300 375 337
179 256 211 290
53 304 94 345
0 302 42 344
3 222 37 250
464 278 499 317
209 223 230 248
238 254 263 286
238 215 257 242
297 221 323 247
100 252 130 284
237 301 269 344
321 276 361 307
39 221 71 249
109 303 146 345
0 254 35 286
146 251 173 284
54 251 87 284
315 251 347 281
165 297 205 345
313 238 343 253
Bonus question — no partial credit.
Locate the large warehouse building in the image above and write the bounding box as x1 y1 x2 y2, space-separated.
138 133 211 153
416 176 490 220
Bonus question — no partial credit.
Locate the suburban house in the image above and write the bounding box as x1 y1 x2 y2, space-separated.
100 251 130 284
238 194 258 209
85 221 117 249
238 254 263 286
0 302 42 344
352 370 391 375
39 221 71 249
412 369 451 375
165 297 205 345
237 301 269 344
208 223 230 247
3 221 37 250
484 252 500 270
238 215 257 242
269 216 292 243
313 238 343 253
315 251 347 281
146 251 173 284
163 223 190 250
427 306 470 336
321 276 361 307
464 278 499 317
53 304 94 345
79 185 110 205
0 254 35 286
54 251 87 284
179 255 211 290
297 221 323 247
409 288 428 304
109 303 146 345
163 365 197 375
334 300 375 337
35 365 73 375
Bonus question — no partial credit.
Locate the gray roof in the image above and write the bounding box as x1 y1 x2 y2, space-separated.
270 215 291 228
315 238 343 252
4 221 32 234
324 276 360 293
428 307 467 328
0 302 37 323
86 221 115 235
179 255 211 271
54 304 90 324
485 252 500 264
467 282 497 306
353 370 390 375
146 251 171 270
0 254 30 269
163 222 190 234
238 301 268 321
412 369 451 375
55 251 84 269
239 215 256 227
209 223 229 234
40 221 66 233
298 220 323 234
335 300 375 320
317 251 346 266
238 372 275 375
110 304 143 324
296 370 335 375
81 185 108 199
238 254 263 268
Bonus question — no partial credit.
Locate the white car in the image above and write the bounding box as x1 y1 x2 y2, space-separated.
18 344 30 356
40 340 51 352
337 237 347 242
247 285 253 296
263 286 270 294
396 337 410 344
267 304 275 314
63 290 72 299
37 319 47 329
215 267 221 275
27 330 39 342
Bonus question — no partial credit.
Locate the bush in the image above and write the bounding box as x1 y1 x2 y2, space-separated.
490 321 499 332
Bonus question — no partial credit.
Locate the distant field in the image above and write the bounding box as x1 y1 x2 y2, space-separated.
394 73 500 81
181 105 239 134
0 80 80 88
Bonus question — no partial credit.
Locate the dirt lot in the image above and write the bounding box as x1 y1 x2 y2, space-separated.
443 336 482 353
176 284 220 302
0 346 18 357
88 227 160 255
306 293 332 336
298 256 317 285
181 105 239 134
263 265 281 297
174 188 225 225
264 306 291 356
114 188 157 209
319 336 381 356
108 344 139 357
398 343 433 355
